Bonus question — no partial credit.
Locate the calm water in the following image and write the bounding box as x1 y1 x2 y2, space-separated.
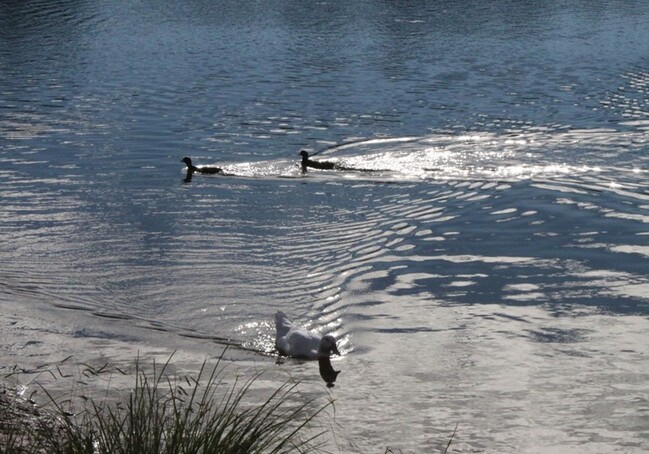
2 0 649 452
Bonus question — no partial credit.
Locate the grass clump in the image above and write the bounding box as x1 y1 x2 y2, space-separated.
3 352 331 453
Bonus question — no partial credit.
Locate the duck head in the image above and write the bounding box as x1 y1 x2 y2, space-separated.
299 149 309 159
318 335 340 357
181 157 193 167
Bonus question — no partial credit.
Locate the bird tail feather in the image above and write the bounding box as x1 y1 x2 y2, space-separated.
274 311 293 337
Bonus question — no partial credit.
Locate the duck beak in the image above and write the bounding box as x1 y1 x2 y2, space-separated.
332 344 341 356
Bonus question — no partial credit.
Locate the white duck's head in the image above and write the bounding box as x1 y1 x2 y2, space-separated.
318 335 340 357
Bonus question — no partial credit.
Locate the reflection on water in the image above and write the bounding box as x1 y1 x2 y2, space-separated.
2 0 649 452
318 357 340 388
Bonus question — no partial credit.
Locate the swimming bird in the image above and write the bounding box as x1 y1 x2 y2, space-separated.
299 149 345 173
275 311 340 360
181 157 224 175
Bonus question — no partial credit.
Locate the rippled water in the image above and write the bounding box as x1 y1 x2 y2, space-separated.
2 0 649 452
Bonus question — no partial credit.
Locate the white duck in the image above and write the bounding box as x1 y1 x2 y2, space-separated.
275 311 340 360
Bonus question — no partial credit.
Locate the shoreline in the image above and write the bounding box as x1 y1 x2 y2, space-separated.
0 352 335 453
0 382 64 452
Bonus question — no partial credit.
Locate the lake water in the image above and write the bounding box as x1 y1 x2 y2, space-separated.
2 0 649 452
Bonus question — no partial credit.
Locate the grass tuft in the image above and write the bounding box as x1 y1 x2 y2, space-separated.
2 350 331 453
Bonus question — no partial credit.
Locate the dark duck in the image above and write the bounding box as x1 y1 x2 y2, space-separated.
299 149 347 173
181 157 224 176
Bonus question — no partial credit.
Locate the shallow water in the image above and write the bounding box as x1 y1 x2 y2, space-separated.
2 0 649 452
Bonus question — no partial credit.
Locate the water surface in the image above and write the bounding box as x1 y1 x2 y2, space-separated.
2 0 649 452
